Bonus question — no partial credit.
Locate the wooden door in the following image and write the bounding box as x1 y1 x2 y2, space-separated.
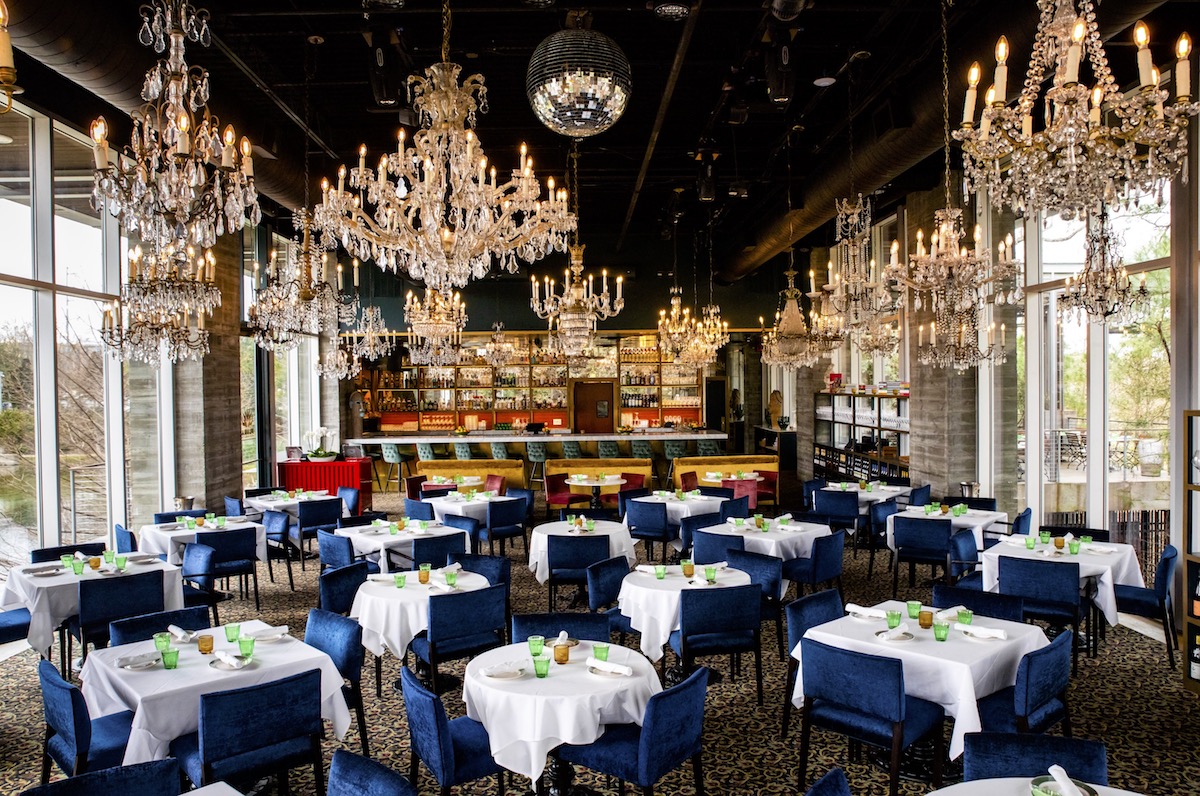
572 381 616 434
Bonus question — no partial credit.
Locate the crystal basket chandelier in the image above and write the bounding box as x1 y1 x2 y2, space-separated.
352 306 396 362
532 244 623 358
657 224 692 360
676 228 729 367
821 194 894 344
314 0 576 295
1061 205 1148 324
760 262 834 372
955 0 1197 219
479 323 515 368
314 343 362 381
405 288 468 367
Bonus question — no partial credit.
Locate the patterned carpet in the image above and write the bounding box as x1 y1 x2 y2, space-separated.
1 489 1198 796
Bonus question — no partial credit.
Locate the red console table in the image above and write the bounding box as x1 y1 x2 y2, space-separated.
276 459 374 513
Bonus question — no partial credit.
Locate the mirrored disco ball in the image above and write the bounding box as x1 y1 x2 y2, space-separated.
526 29 631 138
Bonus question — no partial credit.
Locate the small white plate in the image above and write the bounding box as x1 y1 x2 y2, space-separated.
122 658 160 671
587 666 626 678
130 559 158 566
847 612 881 623
31 569 65 578
251 632 287 644
960 630 1002 643
484 668 525 680
210 656 253 671
98 570 123 577
875 630 915 643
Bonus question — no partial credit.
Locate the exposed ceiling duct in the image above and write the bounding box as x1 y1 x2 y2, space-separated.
719 0 1173 284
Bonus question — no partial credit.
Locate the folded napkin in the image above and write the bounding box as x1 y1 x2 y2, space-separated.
705 472 722 480
1062 532 1074 542
635 564 659 574
1005 536 1030 546
215 651 250 669
955 622 1007 640
26 564 62 575
652 490 669 498
704 561 729 570
167 624 196 642
846 603 886 619
935 605 967 621
1040 548 1062 558
369 574 395 582
481 660 525 677
74 551 87 560
687 576 711 587
245 625 288 639
99 563 118 574
1048 765 1084 796
881 622 910 640
115 651 161 668
556 630 571 646
436 562 463 575
428 579 454 593
1087 544 1117 554
586 656 633 676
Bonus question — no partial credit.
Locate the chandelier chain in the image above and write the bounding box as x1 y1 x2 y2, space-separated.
941 0 952 208
441 0 452 63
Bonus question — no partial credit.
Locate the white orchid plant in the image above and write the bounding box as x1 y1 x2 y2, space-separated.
302 427 338 458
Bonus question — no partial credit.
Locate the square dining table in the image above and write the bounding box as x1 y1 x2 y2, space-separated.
137 520 267 565
335 520 470 572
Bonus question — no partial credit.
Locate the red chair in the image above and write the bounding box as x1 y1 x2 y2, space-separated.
722 478 758 511
757 471 778 511
601 473 647 508
404 475 427 500
484 474 507 495
680 471 699 492
546 473 590 519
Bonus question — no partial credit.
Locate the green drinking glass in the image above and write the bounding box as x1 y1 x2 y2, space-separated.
906 600 922 619
419 520 429 530
394 574 407 588
161 648 179 669
216 516 227 528
592 642 610 662
1040 531 1051 544
444 571 458 588
654 565 666 580
1069 540 1081 554
389 522 399 535
585 519 596 532
533 654 551 678
185 519 197 530
205 512 216 521
1025 536 1037 549
886 610 903 629
566 515 576 524
957 609 974 625
103 549 115 564
60 554 73 569
224 623 240 642
71 559 84 575
933 621 950 642
527 635 545 656
924 504 934 515
115 555 128 571
153 632 172 652
704 566 717 584
238 635 256 659
1080 535 1093 545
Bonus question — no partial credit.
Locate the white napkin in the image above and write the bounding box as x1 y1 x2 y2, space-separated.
1048 765 1083 796
935 605 968 621
556 630 570 646
481 660 525 677
687 576 711 587
1062 532 1074 542
99 563 118 574
125 553 157 562
245 625 288 639
167 624 196 642
436 562 463 575
635 564 658 574
705 472 722 480
74 551 87 560
881 622 910 640
115 650 161 668
586 656 633 676
726 518 749 527
1040 547 1062 558
846 603 886 619
428 579 454 593
1087 544 1116 554
705 561 729 570
1006 536 1030 546
955 622 1007 639
215 651 249 669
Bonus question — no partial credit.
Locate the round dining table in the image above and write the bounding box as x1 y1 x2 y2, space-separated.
927 777 1144 795
528 520 636 584
566 475 626 509
350 569 490 658
616 564 752 661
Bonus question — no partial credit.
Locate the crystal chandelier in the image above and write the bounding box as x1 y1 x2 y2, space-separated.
478 323 515 368
314 341 362 381
1061 205 1148 324
314 0 576 295
676 228 729 367
405 287 467 367
821 194 893 341
853 314 902 358
955 0 1197 219
760 262 832 372
658 223 692 358
352 306 396 362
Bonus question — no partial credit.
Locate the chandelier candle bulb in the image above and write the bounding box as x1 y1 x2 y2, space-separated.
90 118 109 169
176 114 191 156
0 1 13 71
240 137 253 176
963 62 981 124
221 125 236 169
338 165 346 195
1153 68 1165 118
1065 17 1085 85
1178 34 1192 98
1136 21 1153 88
353 258 359 288
993 37 1009 104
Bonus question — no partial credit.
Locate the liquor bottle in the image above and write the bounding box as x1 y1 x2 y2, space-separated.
1192 636 1200 680
1194 573 1200 617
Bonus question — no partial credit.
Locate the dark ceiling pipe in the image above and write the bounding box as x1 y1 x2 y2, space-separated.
5 0 307 212
719 0 1172 283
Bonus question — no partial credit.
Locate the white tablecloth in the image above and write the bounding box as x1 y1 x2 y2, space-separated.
138 521 267 565
822 483 911 508
790 599 1048 759
981 538 1144 625
190 784 245 796
616 565 752 662
625 494 727 528
350 570 490 658
928 778 1143 795
243 491 346 519
425 494 522 524
80 619 351 764
886 507 1009 552
700 518 832 596
463 641 661 780
528 521 636 584
0 558 184 652
335 522 469 573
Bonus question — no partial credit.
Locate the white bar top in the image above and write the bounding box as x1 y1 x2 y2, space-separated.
347 430 727 445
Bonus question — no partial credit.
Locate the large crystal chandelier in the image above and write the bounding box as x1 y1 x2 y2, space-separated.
955 0 1197 219
479 323 515 368
676 229 729 367
526 10 632 139
854 314 902 357
405 288 467 367
822 194 894 341
1061 205 1148 324
352 306 396 362
314 0 576 295
657 223 692 359
760 262 832 372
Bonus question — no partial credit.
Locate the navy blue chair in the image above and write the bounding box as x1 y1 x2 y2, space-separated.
1012 507 1033 535
320 561 369 618
409 582 506 693
616 487 652 519
558 507 616 522
22 759 179 796
798 638 944 796
318 529 380 575
67 571 164 667
109 606 211 647
679 512 722 555
262 509 295 591
718 495 750 522
31 543 105 564
507 487 537 532
907 484 931 507
587 556 635 641
399 665 505 793
37 660 134 783
949 530 984 589
932 585 1024 623
151 509 205 524
170 668 325 791
998 557 1088 672
727 548 785 661
511 612 611 643
812 491 861 536
698 486 734 499
977 630 1073 735
113 525 137 554
783 531 846 599
555 667 708 795
963 733 1107 784
338 486 361 516
942 495 998 512
781 589 844 739
862 499 898 576
1114 544 1179 668
180 542 222 626
306 608 370 758
328 749 418 796
410 532 468 573
403 498 435 522
441 514 482 556
448 550 512 630
692 529 745 565
223 496 244 517
802 478 826 511
337 515 375 529
483 497 528 558
0 606 31 645
295 497 343 571
670 583 763 705
891 516 953 597
547 534 610 612
803 768 852 796
626 500 674 564
205 526 260 610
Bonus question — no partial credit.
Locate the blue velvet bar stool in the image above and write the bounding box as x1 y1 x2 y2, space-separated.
631 439 656 484
455 442 473 460
380 443 413 491
416 442 438 461
598 440 620 458
490 442 510 459
562 440 584 459
664 440 688 485
697 439 721 456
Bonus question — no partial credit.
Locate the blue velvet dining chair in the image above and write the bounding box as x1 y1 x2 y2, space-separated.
180 542 222 626
37 660 134 783
963 733 1107 784
586 556 635 642
338 486 361 516
678 512 722 557
223 496 244 517
948 530 984 589
780 588 843 739
943 495 998 512
205 526 260 610
783 531 846 600
812 490 861 536
319 561 369 618
977 630 1073 735
399 665 505 794
670 583 763 704
998 556 1088 673
726 549 785 661
931 584 1024 623
295 497 344 571
151 509 206 524
546 534 611 611
554 666 709 796
68 570 164 668
408 582 507 693
626 500 674 564
318 530 380 575
403 498 436 521
1114 544 1179 667
337 515 375 529
506 487 537 530
448 550 511 629
891 516 953 597
30 543 105 564
483 497 528 558
108 606 211 646
718 495 750 522
614 487 652 520
862 499 898 576
262 509 295 591
411 532 468 573
327 749 418 796
113 524 137 554
441 514 482 556
692 530 745 566
0 606 31 646
169 668 325 791
558 507 616 522
698 486 734 499
21 759 179 796
306 608 370 758
511 612 611 643
907 484 931 507
801 479 826 512
798 638 944 796
803 768 852 796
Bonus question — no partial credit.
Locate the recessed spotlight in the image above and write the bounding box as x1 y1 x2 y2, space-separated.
0 133 13 145
813 75 836 88
651 1 691 22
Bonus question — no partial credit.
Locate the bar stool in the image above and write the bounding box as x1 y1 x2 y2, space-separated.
526 442 548 490
491 443 509 459
562 441 584 459
379 444 413 492
455 442 473 460
632 440 656 485
416 442 438 461
598 441 620 458
697 439 721 456
664 440 689 486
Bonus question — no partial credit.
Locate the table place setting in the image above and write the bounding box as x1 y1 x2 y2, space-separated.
529 520 636 583
618 563 752 661
351 567 490 658
139 518 267 565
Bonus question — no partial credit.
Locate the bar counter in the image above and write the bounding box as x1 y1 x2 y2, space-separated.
346 430 726 445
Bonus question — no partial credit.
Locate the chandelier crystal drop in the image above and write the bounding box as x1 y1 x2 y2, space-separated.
478 322 515 368
955 0 1197 219
1060 205 1149 324
405 288 467 368
352 305 396 362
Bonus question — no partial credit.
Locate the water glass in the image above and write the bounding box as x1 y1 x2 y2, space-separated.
161 648 180 670
527 635 545 656
418 563 432 584
389 522 399 535
675 490 684 501
394 574 407 589
553 643 570 664
444 571 458 588
115 555 127 571
238 635 256 659
566 514 576 525
205 512 216 521
704 566 717 584
923 504 934 515
933 620 950 642
886 610 903 629
906 600 922 619
225 623 241 642
103 549 115 564
1068 540 1081 554
71 559 84 575
533 654 551 678
592 642 610 662
931 502 941 511
1039 531 1051 544
419 520 429 531
1080 535 1093 545
197 634 214 655
585 519 596 532
957 609 974 625
185 518 197 530
59 554 73 569
153 631 172 652
216 516 227 528
175 515 186 524
1025 535 1037 550
733 518 745 527
681 559 694 578
654 564 666 580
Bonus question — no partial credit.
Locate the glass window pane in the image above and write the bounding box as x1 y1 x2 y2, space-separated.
123 360 160 527
57 295 108 544
1042 290 1088 524
296 336 317 437
1039 214 1086 283
1110 184 1170 265
240 337 259 490
275 344 291 457
0 285 37 578
0 109 34 279
53 129 106 292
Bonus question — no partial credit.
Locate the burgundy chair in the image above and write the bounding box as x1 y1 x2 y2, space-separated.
404 475 427 500
601 472 647 509
484 474 508 495
757 471 778 511
722 478 758 511
545 473 590 519
680 471 700 492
